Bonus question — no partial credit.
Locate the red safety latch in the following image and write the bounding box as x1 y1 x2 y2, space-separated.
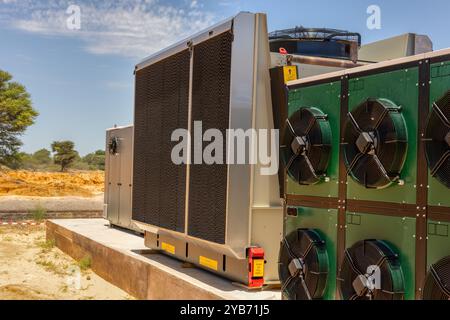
248 247 265 288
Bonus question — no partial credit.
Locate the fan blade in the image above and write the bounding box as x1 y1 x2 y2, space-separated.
383 139 407 144
286 153 298 171
373 108 389 130
347 112 363 134
430 150 450 177
282 238 298 261
346 152 366 175
299 275 313 300
300 240 315 261
281 274 296 296
344 250 364 277
283 120 298 147
432 103 450 129
286 119 298 136
372 154 392 181
300 155 319 182
305 116 317 135
311 143 332 148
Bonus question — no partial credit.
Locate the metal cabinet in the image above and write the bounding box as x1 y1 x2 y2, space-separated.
104 125 139 232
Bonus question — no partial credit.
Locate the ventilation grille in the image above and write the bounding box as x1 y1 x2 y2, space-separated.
343 98 407 189
132 50 191 232
281 107 332 186
423 255 450 300
188 31 233 244
338 239 405 300
425 90 450 188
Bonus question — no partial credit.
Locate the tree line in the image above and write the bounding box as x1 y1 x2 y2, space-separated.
0 69 105 172
14 142 105 172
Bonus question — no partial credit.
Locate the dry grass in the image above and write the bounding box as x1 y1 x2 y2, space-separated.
0 170 104 197
0 225 133 300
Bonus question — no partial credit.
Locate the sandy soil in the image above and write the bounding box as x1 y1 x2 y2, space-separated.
0 225 133 300
0 194 104 214
0 170 104 197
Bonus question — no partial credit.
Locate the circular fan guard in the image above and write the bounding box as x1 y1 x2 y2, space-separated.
423 255 450 300
281 107 332 185
338 239 405 300
425 90 450 188
278 229 329 300
343 98 408 189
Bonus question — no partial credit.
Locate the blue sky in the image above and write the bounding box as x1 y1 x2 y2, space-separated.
0 0 449 155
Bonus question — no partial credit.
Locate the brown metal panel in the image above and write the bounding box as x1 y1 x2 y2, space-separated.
347 60 420 80
429 53 450 64
414 59 430 298
270 67 288 198
188 32 233 244
346 200 417 218
336 75 349 299
132 49 190 232
429 206 450 222
285 194 338 209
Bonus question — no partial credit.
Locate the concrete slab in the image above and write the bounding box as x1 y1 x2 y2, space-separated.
46 219 281 300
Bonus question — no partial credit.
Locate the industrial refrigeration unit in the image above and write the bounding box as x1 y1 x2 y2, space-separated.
104 125 141 233
277 48 450 299
132 12 283 287
130 11 368 287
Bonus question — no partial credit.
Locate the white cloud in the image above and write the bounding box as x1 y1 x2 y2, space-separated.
0 0 218 59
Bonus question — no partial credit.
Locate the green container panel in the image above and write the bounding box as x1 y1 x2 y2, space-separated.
286 81 341 198
427 219 450 269
345 212 416 300
286 207 338 300
347 68 419 204
428 60 450 207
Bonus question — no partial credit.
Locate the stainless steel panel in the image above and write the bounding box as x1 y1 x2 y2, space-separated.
105 125 138 232
225 12 256 256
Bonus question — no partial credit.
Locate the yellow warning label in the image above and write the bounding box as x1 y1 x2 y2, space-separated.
161 242 175 255
199 256 218 271
283 65 298 83
253 259 265 278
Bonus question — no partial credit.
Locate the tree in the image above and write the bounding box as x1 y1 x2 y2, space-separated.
0 70 38 167
51 141 78 172
33 148 52 165
82 150 105 170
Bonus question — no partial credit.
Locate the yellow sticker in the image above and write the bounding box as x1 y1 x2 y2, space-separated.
199 256 218 271
283 65 298 83
161 242 175 255
253 259 265 278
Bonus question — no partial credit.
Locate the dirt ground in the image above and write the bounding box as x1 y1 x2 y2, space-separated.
0 170 104 197
0 224 133 300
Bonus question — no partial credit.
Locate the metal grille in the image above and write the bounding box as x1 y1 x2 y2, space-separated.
188 31 233 244
132 49 190 232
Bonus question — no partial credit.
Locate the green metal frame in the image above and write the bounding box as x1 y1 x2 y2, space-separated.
428 60 450 207
347 68 419 204
285 207 338 300
345 211 416 300
286 81 341 198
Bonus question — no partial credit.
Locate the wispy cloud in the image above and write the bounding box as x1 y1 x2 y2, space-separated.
0 0 218 59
